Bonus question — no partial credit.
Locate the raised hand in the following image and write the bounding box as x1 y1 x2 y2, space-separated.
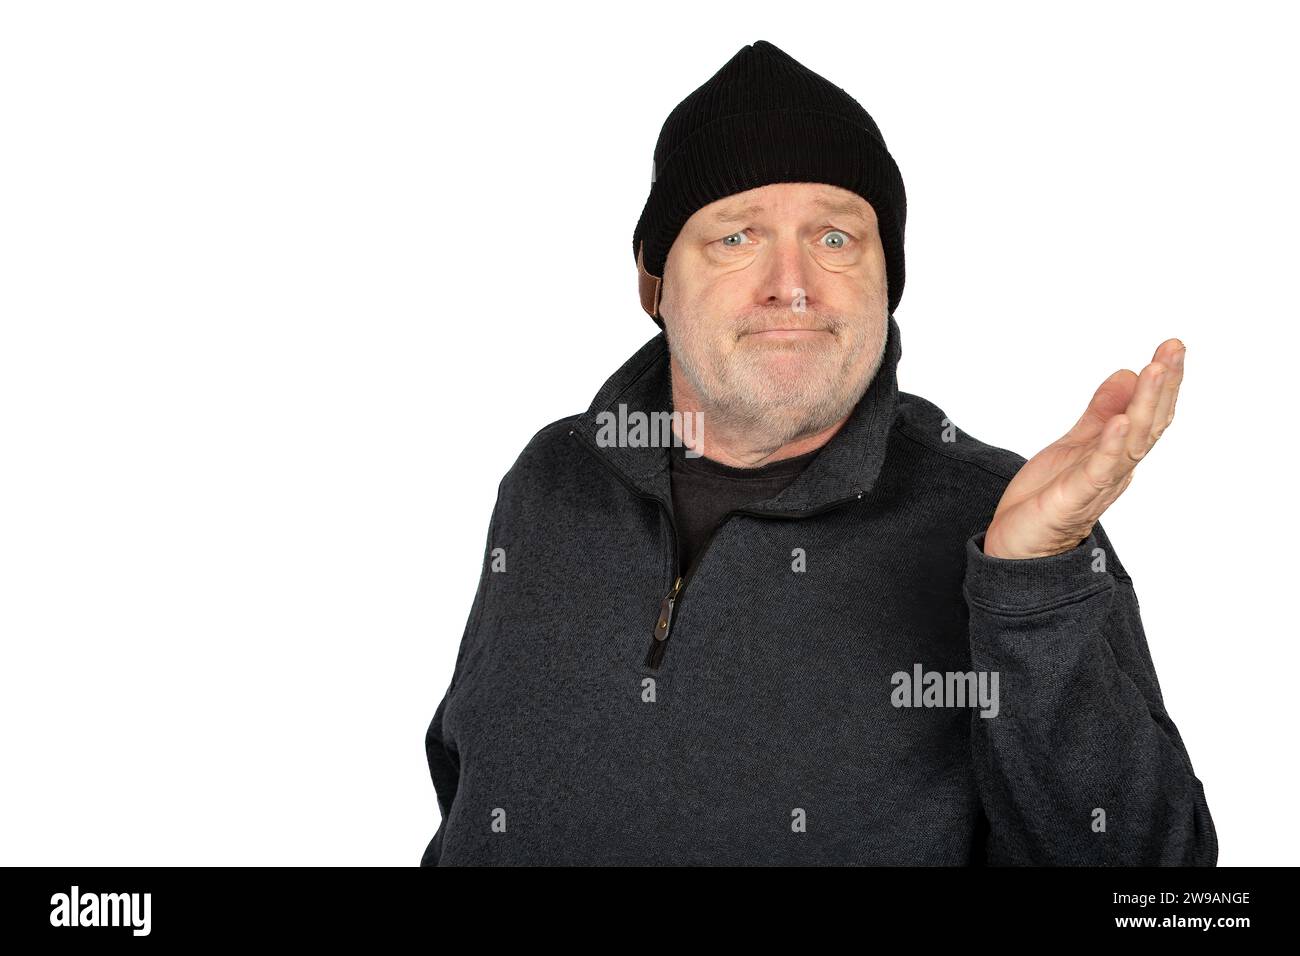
982 339 1186 560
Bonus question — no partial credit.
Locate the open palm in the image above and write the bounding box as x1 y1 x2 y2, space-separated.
983 339 1186 560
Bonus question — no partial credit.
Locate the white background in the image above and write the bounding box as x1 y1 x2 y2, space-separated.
1 1 1295 866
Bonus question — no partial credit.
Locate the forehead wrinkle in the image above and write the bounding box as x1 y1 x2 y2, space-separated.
810 196 872 223
708 195 872 225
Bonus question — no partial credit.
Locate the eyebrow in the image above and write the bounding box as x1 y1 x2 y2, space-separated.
810 196 872 223
712 202 765 223
710 196 872 224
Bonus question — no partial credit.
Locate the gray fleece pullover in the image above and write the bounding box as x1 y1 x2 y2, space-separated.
421 314 1217 865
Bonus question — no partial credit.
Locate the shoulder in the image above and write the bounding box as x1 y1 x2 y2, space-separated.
519 414 582 461
494 413 586 497
894 389 1028 488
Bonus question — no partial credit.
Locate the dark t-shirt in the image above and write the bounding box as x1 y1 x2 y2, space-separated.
668 439 822 574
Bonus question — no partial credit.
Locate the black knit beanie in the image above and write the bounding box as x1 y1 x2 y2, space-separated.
633 40 907 328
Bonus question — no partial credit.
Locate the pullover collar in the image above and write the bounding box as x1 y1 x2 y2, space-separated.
571 313 903 515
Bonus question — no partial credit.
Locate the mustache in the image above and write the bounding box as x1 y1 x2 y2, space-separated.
735 310 842 335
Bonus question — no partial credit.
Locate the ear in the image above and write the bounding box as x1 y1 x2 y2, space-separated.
637 239 662 323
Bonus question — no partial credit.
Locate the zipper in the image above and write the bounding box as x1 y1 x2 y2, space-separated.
645 507 729 670
567 426 687 650
650 574 683 669
643 493 867 670
569 426 867 671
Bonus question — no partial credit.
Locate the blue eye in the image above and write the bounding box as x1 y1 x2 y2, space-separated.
721 231 748 247
822 230 849 249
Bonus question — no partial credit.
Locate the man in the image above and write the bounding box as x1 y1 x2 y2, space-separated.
420 40 1217 865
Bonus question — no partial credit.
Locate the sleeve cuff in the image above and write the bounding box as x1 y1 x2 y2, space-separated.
964 528 1113 612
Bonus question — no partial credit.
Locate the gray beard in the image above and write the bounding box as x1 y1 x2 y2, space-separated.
667 311 888 453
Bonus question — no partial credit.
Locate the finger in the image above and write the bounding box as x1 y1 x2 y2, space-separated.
1068 369 1137 443
1060 413 1135 516
1123 361 1167 462
1148 339 1185 440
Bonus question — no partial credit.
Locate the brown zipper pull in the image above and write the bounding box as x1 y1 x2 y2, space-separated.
654 576 683 642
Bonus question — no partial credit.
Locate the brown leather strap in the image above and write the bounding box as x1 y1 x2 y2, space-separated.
636 240 662 321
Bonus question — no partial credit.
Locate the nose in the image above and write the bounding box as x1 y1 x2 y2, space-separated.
758 234 816 314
